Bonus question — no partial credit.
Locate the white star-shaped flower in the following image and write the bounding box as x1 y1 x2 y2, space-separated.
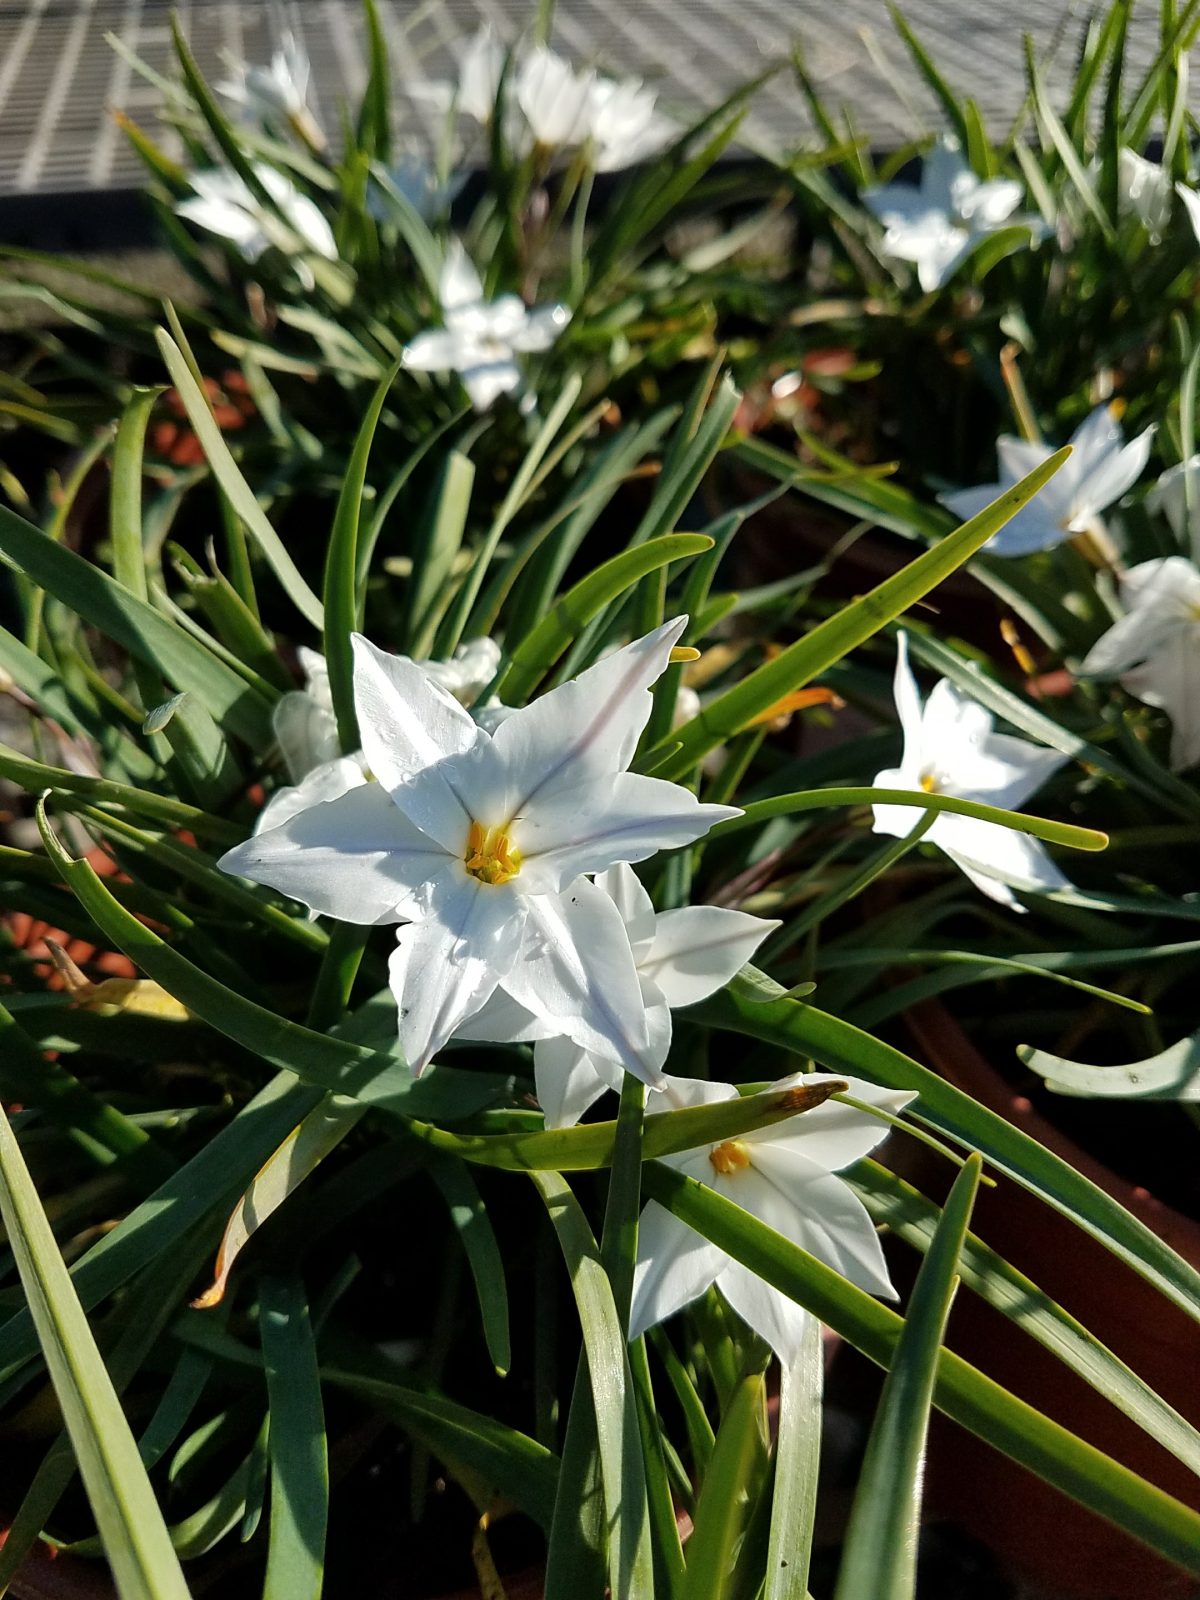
585 76 673 171
216 32 322 147
872 633 1070 909
221 619 738 1074
1080 557 1200 772
402 241 569 411
258 639 502 835
463 861 776 1123
628 1071 915 1362
176 165 336 270
940 405 1154 557
862 136 1030 292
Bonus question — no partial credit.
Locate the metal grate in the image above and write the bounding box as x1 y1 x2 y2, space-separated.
0 0 1188 197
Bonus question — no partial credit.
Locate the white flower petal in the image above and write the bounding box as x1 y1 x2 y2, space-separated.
715 1259 811 1363
440 238 484 312
628 1200 724 1341
513 770 739 892
176 194 266 256
283 194 337 259
500 879 654 1077
272 687 340 782
862 176 942 229
1080 609 1161 677
1122 629 1200 770
935 815 1070 898
1081 558 1200 675
470 618 687 822
734 1152 899 1300
637 906 777 1009
1176 181 1200 244
922 137 970 210
254 754 366 836
594 861 657 948
741 1072 915 1171
985 502 1072 556
1148 458 1200 547
656 1073 738 1113
939 482 1015 527
457 25 506 123
1067 404 1124 480
220 781 445 924
534 1036 619 1128
1118 148 1173 235
509 304 570 352
996 434 1053 486
456 984 550 1045
891 631 926 758
403 328 471 373
516 47 594 145
958 176 1022 227
1078 426 1155 516
389 883 521 1073
870 764 927 841
461 360 522 411
351 634 481 851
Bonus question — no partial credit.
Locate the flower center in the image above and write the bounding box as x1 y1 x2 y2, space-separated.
709 1139 752 1176
919 769 940 794
464 820 522 885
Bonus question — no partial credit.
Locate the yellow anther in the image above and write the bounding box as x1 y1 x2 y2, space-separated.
464 820 522 885
709 1139 752 1176
669 645 702 663
919 770 939 794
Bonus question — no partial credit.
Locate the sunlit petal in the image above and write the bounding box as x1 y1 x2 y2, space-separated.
220 782 444 924
628 1200 724 1341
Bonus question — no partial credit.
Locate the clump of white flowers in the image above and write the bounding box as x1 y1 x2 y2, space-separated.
219 618 917 1357
412 25 674 172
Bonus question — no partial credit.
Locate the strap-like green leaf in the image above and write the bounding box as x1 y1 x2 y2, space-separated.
645 1164 1200 1579
261 1276 328 1600
711 784 1107 853
682 1371 767 1600
0 1103 192 1600
833 1157 981 1600
534 1171 655 1600
155 329 325 629
496 532 714 704
322 362 399 750
764 1317 823 1600
0 503 274 746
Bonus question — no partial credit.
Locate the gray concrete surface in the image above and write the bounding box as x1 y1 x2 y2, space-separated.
0 0 1188 200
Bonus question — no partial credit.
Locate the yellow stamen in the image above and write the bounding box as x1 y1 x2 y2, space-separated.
464 820 522 885
709 1139 752 1176
919 770 939 794
669 645 701 663
1000 617 1036 679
